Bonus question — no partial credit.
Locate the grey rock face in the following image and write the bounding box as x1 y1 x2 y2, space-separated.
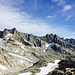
0 28 17 38
2 29 9 38
0 31 3 38
65 38 75 45
48 58 75 75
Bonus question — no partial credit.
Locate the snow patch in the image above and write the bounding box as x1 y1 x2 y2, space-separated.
18 60 60 75
15 50 19 53
43 49 46 52
35 60 60 75
19 60 24 64
46 42 55 48
5 33 13 39
0 65 8 70
54 60 60 64
45 43 49 48
49 42 55 47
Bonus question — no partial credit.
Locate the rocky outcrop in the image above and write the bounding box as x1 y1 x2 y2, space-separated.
65 38 75 45
51 44 61 51
18 33 43 47
2 29 9 38
20 37 31 46
0 28 18 38
12 28 17 35
48 58 75 75
40 34 54 43
0 31 3 38
41 34 66 47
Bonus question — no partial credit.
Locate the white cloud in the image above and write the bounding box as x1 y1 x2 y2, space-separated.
47 16 53 19
0 0 74 38
52 0 66 6
66 33 75 39
34 0 37 10
0 0 24 7
50 6 54 9
65 15 72 21
52 0 72 12
52 0 61 2
71 33 75 35
0 5 30 26
62 5 72 12
0 5 72 37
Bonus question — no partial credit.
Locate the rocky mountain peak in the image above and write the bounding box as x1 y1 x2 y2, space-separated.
2 29 9 38
12 28 17 35
2 28 17 38
65 38 75 45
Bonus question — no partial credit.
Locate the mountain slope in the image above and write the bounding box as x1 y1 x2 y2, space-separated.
0 28 75 75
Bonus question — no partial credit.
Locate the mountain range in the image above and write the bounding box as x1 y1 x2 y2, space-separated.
0 28 75 75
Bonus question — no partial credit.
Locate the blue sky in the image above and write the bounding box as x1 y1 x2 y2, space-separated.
0 0 75 38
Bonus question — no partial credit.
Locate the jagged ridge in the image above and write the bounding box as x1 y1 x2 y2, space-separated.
0 28 75 74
